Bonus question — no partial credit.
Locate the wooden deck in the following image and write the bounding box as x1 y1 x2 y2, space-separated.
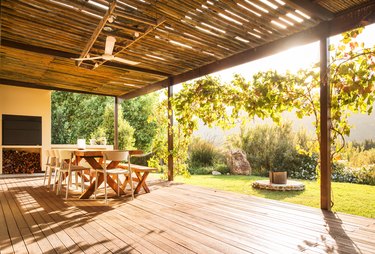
1 176 374 254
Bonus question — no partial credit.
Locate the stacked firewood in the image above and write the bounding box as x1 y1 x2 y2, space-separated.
2 150 41 174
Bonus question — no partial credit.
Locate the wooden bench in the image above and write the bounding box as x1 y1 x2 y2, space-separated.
118 163 157 194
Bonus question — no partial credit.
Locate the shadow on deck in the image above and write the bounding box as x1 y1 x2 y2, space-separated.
0 176 374 253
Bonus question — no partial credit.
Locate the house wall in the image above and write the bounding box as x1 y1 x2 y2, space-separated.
0 85 51 174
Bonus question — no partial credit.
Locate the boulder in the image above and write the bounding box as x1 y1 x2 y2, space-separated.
227 150 251 175
212 170 221 175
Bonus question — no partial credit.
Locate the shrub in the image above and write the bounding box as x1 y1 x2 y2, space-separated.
187 138 230 175
215 163 230 174
352 139 375 151
227 122 317 178
332 162 375 185
289 154 318 180
348 149 375 167
188 137 218 168
188 166 214 175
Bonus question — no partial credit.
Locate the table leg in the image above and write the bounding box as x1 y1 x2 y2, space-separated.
106 174 126 196
79 173 126 199
134 171 150 194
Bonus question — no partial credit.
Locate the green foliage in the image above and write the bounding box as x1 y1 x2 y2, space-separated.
188 166 215 175
170 27 374 179
187 137 229 175
228 122 317 177
121 93 158 151
90 104 135 150
173 75 240 136
332 162 375 185
148 95 190 178
188 137 217 167
51 91 112 144
130 152 154 166
147 27 374 178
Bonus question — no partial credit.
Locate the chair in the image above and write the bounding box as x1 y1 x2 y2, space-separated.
95 150 134 203
52 149 61 192
43 149 54 189
56 150 89 199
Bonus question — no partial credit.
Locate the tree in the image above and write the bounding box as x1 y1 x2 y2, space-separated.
121 93 158 151
90 104 135 150
51 91 112 144
167 26 374 175
148 93 190 177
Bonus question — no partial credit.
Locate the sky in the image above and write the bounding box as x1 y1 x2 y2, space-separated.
211 23 375 82
188 23 375 144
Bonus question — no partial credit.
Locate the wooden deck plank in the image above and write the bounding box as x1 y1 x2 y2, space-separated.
0 176 374 254
3 185 44 254
167 185 375 253
0 180 29 254
0 181 17 254
19 178 130 254
169 184 375 251
150 185 374 254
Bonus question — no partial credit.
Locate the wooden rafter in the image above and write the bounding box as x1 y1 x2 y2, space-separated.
0 79 111 96
121 2 375 100
285 0 334 21
94 16 166 69
1 0 373 98
76 0 117 67
1 40 170 77
114 9 160 26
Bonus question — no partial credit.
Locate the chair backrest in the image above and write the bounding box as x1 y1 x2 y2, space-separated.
58 150 73 169
50 149 57 166
102 151 129 163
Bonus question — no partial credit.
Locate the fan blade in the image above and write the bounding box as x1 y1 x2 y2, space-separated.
73 56 103 61
105 36 116 55
113 57 140 65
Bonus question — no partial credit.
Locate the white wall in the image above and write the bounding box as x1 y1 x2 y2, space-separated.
0 85 51 173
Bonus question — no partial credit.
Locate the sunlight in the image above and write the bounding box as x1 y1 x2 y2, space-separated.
214 23 375 83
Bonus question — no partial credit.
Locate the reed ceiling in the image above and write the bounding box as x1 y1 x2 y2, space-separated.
1 0 374 98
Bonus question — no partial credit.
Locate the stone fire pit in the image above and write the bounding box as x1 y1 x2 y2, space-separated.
252 180 305 191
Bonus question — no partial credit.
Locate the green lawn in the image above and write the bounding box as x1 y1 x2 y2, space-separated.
173 175 375 218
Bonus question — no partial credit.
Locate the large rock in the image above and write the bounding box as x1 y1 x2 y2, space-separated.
227 150 251 175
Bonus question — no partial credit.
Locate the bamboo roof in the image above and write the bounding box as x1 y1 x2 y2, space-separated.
1 0 374 98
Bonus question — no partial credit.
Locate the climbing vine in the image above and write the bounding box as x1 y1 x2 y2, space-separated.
150 27 375 176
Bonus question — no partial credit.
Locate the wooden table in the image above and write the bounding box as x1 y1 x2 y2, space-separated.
75 150 127 199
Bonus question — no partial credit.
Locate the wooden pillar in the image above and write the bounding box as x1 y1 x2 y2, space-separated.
320 36 331 210
167 77 174 181
114 97 120 150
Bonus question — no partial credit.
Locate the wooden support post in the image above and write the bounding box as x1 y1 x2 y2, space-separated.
320 36 331 211
114 97 120 150
167 78 174 181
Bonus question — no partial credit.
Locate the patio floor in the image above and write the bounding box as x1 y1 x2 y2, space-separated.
1 176 374 254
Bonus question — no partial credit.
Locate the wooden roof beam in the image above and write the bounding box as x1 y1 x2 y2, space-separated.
76 0 116 67
1 40 171 77
120 2 375 100
95 16 166 68
285 0 334 21
0 79 112 97
114 9 159 26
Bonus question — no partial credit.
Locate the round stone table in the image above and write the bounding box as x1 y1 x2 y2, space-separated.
252 180 305 191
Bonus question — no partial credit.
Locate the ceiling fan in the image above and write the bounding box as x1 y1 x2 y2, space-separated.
73 36 140 65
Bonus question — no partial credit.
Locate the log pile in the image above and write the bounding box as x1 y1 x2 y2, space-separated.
2 150 41 174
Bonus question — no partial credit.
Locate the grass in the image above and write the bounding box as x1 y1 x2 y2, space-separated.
173 175 375 218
